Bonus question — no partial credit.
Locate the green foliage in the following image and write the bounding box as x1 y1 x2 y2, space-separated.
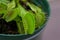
7 0 15 10
16 4 35 34
27 2 46 28
3 8 18 22
0 0 46 35
15 17 25 34
0 0 9 5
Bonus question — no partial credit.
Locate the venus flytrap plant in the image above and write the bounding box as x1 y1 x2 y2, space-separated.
27 2 46 28
7 0 16 10
0 0 9 5
0 2 7 14
15 17 25 34
0 0 46 35
17 4 27 17
25 11 35 34
2 0 16 22
4 8 18 22
0 0 8 18
17 4 35 34
15 4 28 34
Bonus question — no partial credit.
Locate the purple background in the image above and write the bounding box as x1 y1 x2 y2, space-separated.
38 0 60 40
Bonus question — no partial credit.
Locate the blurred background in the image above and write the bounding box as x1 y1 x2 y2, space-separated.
35 0 60 40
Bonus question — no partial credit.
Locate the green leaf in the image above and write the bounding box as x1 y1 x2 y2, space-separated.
17 4 27 17
0 0 9 5
39 12 46 26
0 10 7 14
27 2 37 12
17 4 35 34
0 3 7 9
3 8 18 22
27 2 42 13
27 3 46 28
16 4 28 34
22 11 35 34
35 12 46 28
35 14 43 28
0 3 7 14
22 17 28 34
16 17 25 34
7 0 15 10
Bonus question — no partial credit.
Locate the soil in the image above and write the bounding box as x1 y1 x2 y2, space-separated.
0 19 19 34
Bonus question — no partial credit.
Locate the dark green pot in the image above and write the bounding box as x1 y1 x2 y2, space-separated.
0 0 50 40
